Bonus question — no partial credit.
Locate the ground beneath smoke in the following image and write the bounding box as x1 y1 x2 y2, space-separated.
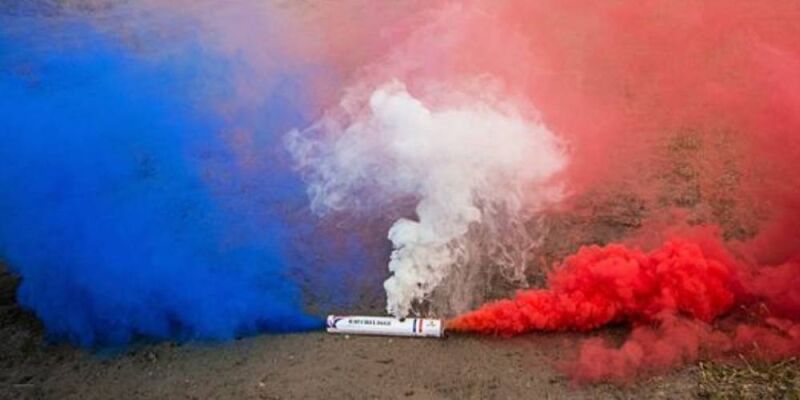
0 263 710 400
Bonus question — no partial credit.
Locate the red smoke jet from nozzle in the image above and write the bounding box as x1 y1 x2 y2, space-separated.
448 237 800 383
448 239 736 335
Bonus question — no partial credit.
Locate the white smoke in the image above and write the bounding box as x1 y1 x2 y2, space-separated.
287 80 567 317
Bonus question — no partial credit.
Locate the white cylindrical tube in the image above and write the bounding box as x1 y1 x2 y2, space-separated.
326 315 444 338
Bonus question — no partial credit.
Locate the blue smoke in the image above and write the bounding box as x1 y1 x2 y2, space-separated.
0 11 327 346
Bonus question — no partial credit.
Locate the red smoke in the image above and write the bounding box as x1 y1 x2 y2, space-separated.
448 235 800 383
448 239 736 334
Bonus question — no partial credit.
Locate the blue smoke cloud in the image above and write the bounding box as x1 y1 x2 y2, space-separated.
0 9 329 346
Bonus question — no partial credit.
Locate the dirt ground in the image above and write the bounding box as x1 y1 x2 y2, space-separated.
1 264 704 400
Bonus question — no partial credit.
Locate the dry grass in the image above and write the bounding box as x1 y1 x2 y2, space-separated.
696 358 800 400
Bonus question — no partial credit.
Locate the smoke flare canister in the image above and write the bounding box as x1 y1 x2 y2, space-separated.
326 315 445 338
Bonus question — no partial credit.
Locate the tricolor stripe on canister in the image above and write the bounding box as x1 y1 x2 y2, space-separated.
326 315 444 338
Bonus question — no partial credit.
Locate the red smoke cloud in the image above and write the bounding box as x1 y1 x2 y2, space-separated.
448 235 800 383
448 239 737 335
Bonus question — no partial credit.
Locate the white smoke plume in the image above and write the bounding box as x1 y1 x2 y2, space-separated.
287 80 567 317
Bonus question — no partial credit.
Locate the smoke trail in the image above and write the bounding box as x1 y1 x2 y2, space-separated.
448 238 737 335
448 231 800 383
450 236 734 335
0 2 337 346
288 80 566 317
